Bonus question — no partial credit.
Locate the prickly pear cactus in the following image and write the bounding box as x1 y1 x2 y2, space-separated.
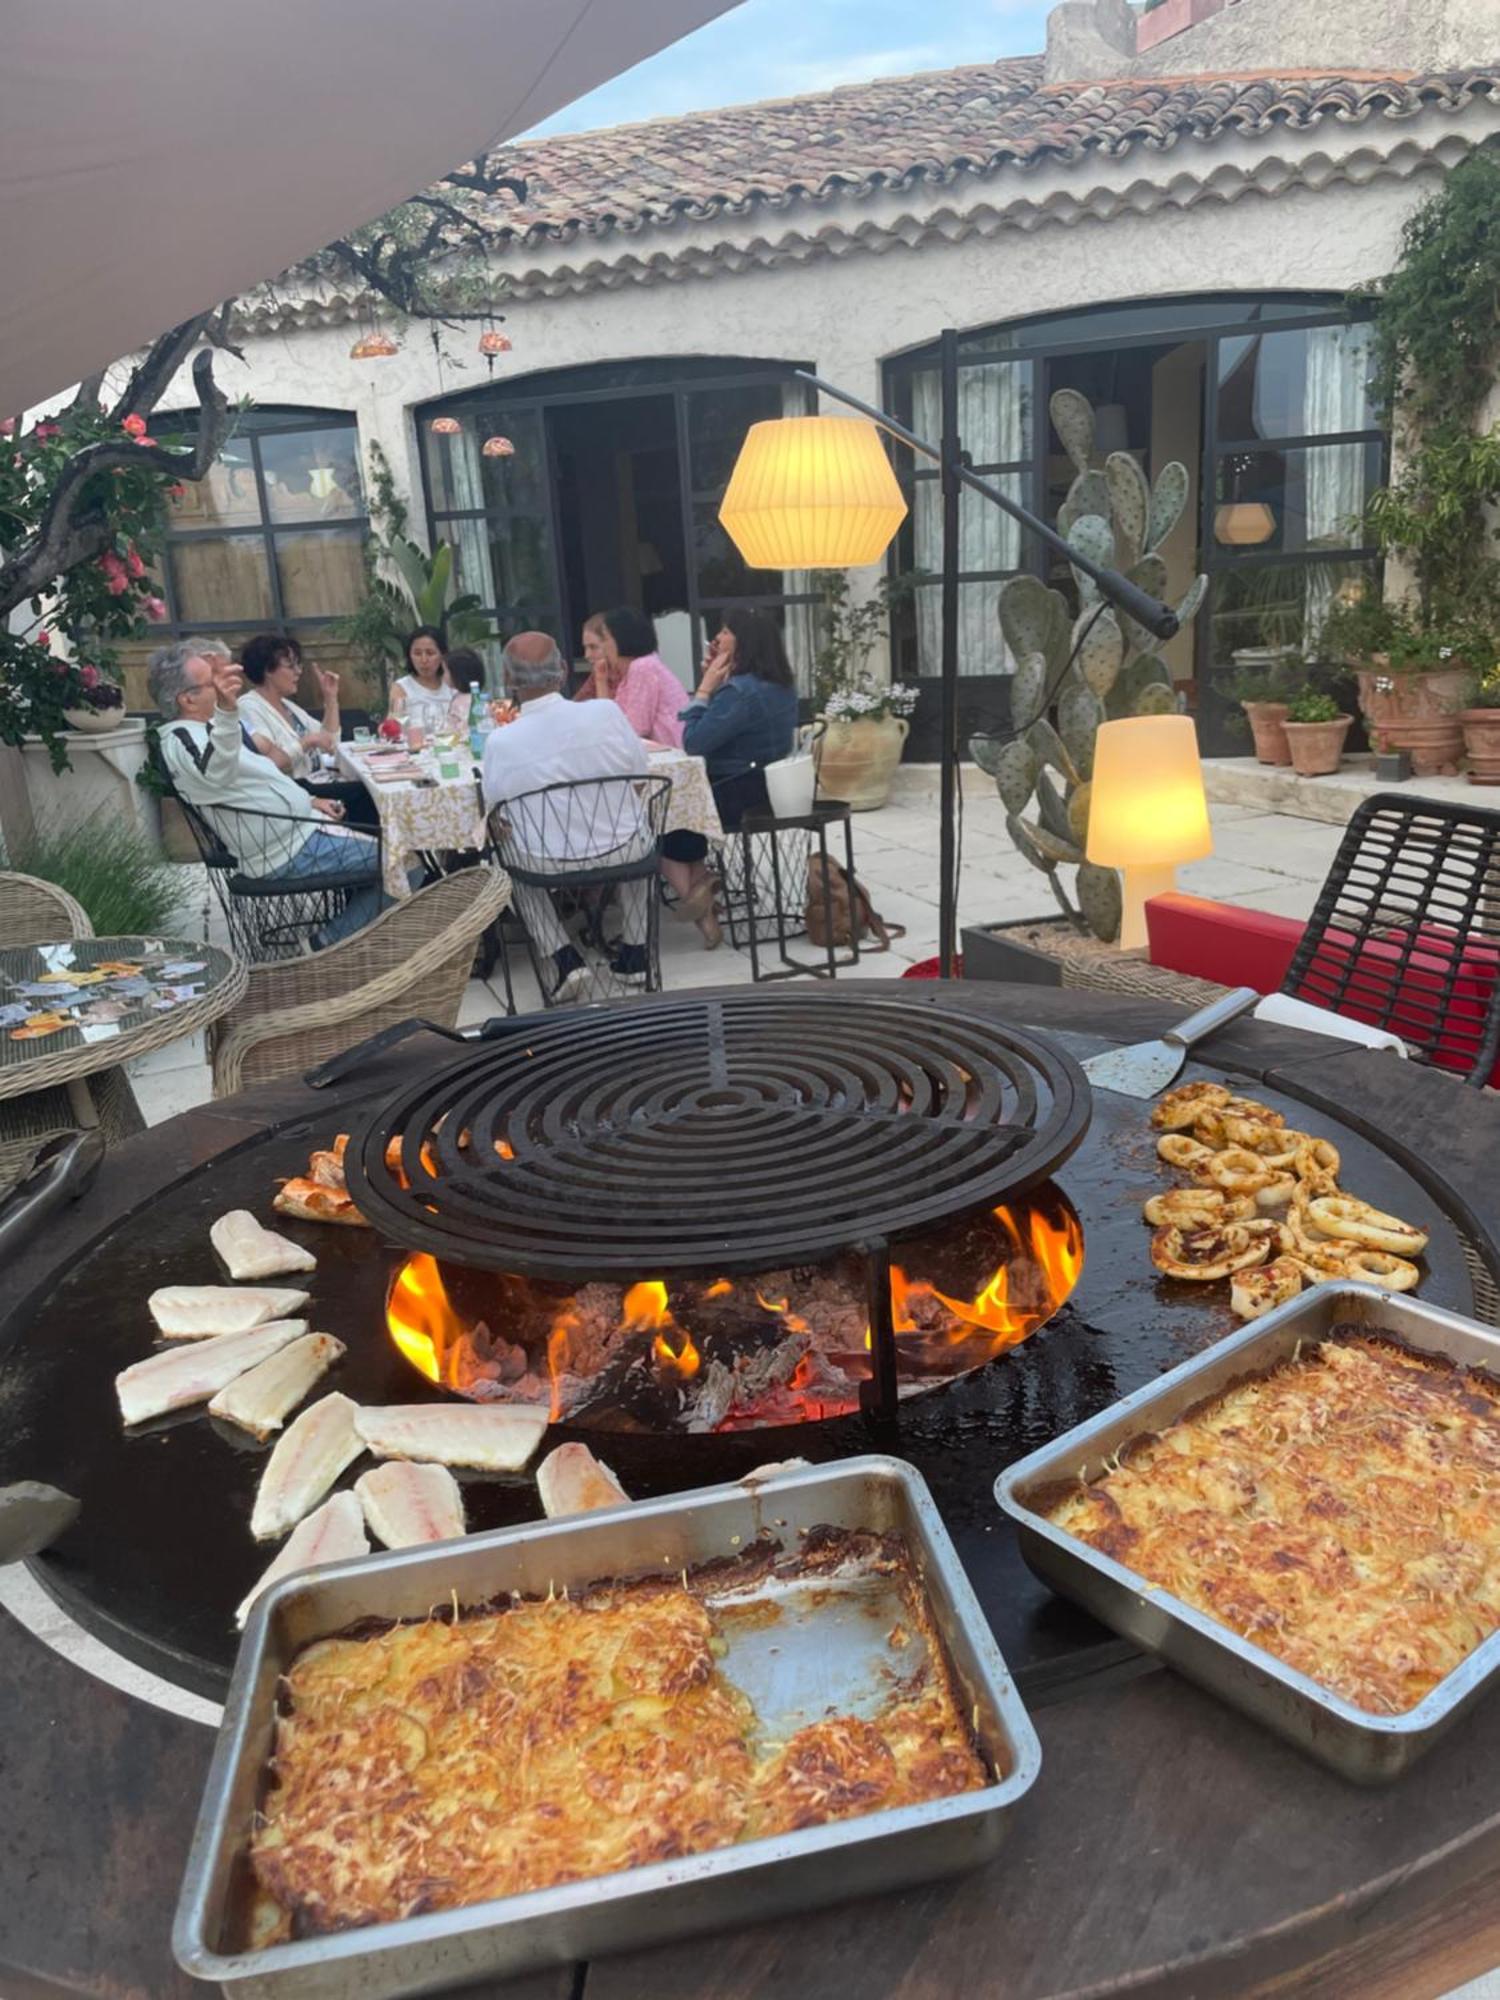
988 389 1207 942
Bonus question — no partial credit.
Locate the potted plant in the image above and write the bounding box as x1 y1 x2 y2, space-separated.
1216 648 1301 765
815 675 919 811
1281 688 1353 777
62 667 126 734
811 571 921 811
1461 666 1500 785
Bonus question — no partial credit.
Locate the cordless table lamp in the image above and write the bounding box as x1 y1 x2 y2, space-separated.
1086 713 1212 950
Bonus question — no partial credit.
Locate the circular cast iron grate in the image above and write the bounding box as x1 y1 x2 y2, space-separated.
343 990 1091 1277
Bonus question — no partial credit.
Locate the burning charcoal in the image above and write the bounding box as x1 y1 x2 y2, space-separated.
687 1361 736 1432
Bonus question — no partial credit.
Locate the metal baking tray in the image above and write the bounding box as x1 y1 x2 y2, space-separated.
996 1282 1500 1784
175 1455 1040 1998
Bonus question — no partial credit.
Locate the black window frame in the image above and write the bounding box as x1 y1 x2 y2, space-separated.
149 405 369 638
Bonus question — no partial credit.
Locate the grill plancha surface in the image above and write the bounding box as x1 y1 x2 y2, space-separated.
0 1042 1471 1699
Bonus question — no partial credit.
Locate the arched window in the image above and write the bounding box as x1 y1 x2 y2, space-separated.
148 408 368 639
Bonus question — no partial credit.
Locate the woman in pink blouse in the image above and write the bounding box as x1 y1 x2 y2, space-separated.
576 608 686 749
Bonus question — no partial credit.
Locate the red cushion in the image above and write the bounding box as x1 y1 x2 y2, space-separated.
1145 891 1500 1085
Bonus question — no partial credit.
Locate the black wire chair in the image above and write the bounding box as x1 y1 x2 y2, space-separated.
173 795 385 964
485 775 671 1008
1282 792 1500 1086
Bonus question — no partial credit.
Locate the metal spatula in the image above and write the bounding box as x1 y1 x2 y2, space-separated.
1081 986 1261 1099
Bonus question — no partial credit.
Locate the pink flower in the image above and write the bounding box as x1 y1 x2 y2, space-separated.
99 550 124 578
79 664 100 689
34 421 60 441
143 595 168 622
121 413 147 439
138 435 157 448
0 418 14 438
125 547 145 579
105 572 128 596
35 628 51 649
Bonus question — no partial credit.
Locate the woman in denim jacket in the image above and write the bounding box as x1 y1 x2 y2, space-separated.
664 609 799 946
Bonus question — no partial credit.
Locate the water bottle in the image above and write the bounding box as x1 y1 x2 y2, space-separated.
468 688 493 761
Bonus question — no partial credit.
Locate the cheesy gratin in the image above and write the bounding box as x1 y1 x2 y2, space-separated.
1045 1330 1500 1715
249 1536 987 1941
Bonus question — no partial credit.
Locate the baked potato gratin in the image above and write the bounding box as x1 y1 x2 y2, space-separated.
1045 1331 1500 1716
248 1537 989 1943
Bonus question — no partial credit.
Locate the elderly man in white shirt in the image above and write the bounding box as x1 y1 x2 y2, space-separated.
150 640 385 948
482 631 653 1003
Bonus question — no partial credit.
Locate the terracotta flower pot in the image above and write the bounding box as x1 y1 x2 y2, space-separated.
1462 709 1500 786
1355 661 1470 756
814 713 909 812
1240 700 1291 766
1281 714 1353 777
1378 714 1465 777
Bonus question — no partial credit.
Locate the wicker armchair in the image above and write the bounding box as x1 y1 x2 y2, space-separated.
208 865 512 1095
0 871 143 1187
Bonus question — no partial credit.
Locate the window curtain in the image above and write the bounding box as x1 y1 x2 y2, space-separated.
912 360 1026 676
1302 324 1373 646
439 423 495 613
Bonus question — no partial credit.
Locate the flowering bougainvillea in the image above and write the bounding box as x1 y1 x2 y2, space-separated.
0 404 196 769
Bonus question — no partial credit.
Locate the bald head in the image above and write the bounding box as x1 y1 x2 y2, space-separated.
500 631 565 701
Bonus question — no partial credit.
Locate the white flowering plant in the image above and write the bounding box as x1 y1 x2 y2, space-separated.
822 674 919 723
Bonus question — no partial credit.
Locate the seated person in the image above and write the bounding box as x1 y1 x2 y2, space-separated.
575 607 685 749
237 633 340 780
150 639 385 949
664 608 800 943
481 632 652 1003
390 626 460 738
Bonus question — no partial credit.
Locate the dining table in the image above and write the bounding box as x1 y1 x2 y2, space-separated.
338 739 725 900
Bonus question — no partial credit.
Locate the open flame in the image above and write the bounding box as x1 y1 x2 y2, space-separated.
385 1192 1082 1430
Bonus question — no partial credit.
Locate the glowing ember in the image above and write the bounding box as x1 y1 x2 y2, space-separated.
384 1191 1082 1430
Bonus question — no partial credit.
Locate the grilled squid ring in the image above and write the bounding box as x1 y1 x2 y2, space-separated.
1254 1174 1299 1210
1222 1095 1284 1127
1220 1117 1304 1168
1142 1188 1256 1228
1305 1195 1429 1258
1150 1222 1273 1282
1230 1257 1305 1321
1151 1081 1231 1132
1157 1134 1216 1171
1293 1137 1340 1185
1285 1241 1361 1280
1205 1147 1277 1195
1342 1248 1423 1292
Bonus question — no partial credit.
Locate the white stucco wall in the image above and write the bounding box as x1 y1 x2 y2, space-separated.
140 97 1495 673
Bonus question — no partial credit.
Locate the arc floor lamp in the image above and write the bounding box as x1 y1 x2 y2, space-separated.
718 329 1180 978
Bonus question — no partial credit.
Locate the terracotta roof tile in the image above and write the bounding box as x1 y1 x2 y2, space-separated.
452 60 1498 247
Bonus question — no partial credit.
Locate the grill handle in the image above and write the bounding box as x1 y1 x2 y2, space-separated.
0 1129 106 1266
302 1013 526 1090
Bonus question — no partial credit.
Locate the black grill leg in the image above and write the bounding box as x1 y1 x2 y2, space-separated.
859 1237 899 1423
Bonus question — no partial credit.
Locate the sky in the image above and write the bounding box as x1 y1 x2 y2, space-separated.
528 0 1052 135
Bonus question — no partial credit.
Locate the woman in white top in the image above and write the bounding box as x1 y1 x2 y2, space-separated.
238 633 340 779
390 625 465 738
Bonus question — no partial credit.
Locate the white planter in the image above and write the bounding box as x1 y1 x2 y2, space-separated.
20 718 160 848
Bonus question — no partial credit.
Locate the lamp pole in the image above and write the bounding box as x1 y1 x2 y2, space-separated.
795 358 1179 979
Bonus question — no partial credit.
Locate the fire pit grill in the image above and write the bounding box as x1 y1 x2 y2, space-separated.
344 991 1091 1278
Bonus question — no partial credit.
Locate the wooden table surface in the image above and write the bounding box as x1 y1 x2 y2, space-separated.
4 988 1500 2000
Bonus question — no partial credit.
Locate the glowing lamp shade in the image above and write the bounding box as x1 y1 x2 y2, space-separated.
1213 501 1276 547
430 415 462 436
719 417 907 570
349 331 399 359
1087 715 1212 950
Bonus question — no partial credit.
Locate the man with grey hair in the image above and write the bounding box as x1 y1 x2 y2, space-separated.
151 639 383 947
482 630 651 1002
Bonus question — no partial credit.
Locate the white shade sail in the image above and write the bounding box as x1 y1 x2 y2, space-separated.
0 0 738 415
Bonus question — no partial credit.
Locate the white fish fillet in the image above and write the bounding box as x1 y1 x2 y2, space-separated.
208 1333 345 1441
353 1402 547 1472
355 1462 467 1548
236 1491 369 1629
148 1285 311 1340
250 1391 364 1540
535 1443 630 1519
116 1320 308 1426
210 1210 317 1281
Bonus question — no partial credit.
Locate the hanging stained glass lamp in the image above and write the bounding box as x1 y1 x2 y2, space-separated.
349 331 399 360
430 415 463 436
482 435 515 458
478 331 512 357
